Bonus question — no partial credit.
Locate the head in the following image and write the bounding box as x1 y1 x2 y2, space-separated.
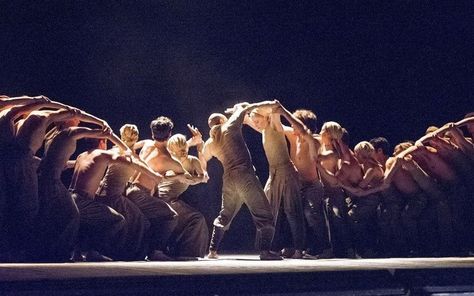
354 141 375 161
120 124 139 148
150 116 174 142
208 113 227 128
465 112 474 135
369 137 390 161
83 138 107 151
249 108 269 130
393 141 414 156
293 109 318 134
167 133 189 158
320 121 344 145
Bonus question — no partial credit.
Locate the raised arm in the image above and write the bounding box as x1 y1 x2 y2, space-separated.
275 102 308 135
198 138 214 172
226 100 279 127
0 95 50 110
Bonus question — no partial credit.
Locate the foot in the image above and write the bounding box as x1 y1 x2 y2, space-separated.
260 250 283 260
317 248 334 259
346 248 357 259
70 250 85 262
207 250 219 259
280 248 295 258
291 249 303 259
146 250 174 261
85 251 113 262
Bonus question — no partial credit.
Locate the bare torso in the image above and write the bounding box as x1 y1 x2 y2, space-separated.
386 157 421 195
287 132 320 182
40 129 78 179
411 147 457 183
70 150 111 198
15 111 52 153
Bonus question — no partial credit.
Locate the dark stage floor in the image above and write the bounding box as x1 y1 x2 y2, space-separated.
2 255 474 295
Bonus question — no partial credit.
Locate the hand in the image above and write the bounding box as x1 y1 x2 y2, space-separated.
187 124 203 144
34 95 51 103
101 126 112 137
102 121 111 130
272 102 284 114
68 107 81 116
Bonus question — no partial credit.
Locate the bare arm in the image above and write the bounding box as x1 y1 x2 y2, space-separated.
198 138 214 171
316 162 339 187
110 153 163 184
275 102 307 135
107 132 131 153
0 95 49 109
400 156 445 200
226 100 279 127
133 140 147 150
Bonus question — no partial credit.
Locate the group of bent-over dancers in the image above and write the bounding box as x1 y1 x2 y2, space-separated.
0 95 473 262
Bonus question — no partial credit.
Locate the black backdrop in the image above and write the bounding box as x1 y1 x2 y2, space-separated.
1 1 473 251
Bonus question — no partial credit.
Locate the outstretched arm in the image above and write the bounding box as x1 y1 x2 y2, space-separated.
0 95 50 110
226 100 279 127
198 138 214 172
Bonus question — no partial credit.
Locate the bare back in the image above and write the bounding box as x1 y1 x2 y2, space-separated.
70 150 112 198
15 111 54 153
40 129 78 179
386 157 420 195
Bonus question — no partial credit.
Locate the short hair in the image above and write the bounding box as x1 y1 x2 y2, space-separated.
208 113 227 128
150 116 174 141
120 124 139 146
341 128 350 145
167 133 188 154
293 109 317 133
321 121 343 140
393 141 414 156
369 137 390 155
354 141 375 159
250 108 269 118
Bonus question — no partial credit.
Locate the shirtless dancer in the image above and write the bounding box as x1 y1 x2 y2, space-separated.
200 101 282 260
160 132 209 258
70 134 163 261
347 141 384 257
317 121 353 257
126 116 190 261
410 143 464 254
0 95 50 260
95 124 155 260
388 143 445 256
245 103 305 259
6 98 103 259
35 125 113 262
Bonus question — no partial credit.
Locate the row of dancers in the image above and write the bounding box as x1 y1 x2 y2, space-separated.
0 95 473 262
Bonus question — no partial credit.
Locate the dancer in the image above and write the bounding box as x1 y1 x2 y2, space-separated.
160 132 209 258
126 116 191 261
245 102 305 258
199 100 282 260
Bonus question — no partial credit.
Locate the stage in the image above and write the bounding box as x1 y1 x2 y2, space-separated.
2 255 474 295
